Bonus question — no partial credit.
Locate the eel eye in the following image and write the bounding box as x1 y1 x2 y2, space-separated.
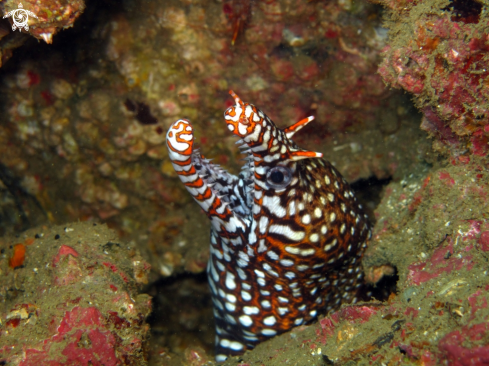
266 166 292 189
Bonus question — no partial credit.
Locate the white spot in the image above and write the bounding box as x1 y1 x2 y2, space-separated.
309 234 319 243
239 315 253 327
280 259 294 266
259 216 269 234
213 298 223 310
261 300 271 308
241 290 252 301
278 296 289 303
216 260 225 271
278 307 289 316
310 287 318 295
310 310 317 317
225 272 236 290
254 269 265 278
324 239 338 251
340 223 346 234
285 246 300 255
226 293 237 303
237 267 247 280
294 318 304 325
216 354 227 362
285 271 296 279
229 341 244 351
288 201 296 216
274 284 283 291
341 203 346 212
330 212 336 223
314 207 322 218
225 314 237 324
263 315 277 326
261 329 277 336
243 306 260 315
351 227 355 235
257 277 266 286
248 220 258 245
324 176 331 185
298 304 306 311
257 239 267 253
267 250 280 260
297 264 309 271
302 214 311 225
220 338 231 347
225 302 236 311
321 225 327 234
328 193 334 202
237 251 249 267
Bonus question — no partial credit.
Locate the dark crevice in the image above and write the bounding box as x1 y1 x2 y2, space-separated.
368 267 399 303
146 272 215 357
351 175 392 225
442 0 482 24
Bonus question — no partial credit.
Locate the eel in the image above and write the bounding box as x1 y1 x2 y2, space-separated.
166 91 371 361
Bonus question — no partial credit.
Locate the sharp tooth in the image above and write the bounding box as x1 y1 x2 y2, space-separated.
235 139 244 145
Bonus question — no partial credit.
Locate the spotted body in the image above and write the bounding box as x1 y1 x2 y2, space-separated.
166 91 371 361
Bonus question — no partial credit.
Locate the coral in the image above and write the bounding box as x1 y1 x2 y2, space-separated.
0 222 152 365
1 0 85 43
378 0 489 157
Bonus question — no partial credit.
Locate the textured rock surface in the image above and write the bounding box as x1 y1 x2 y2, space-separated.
0 222 152 365
379 0 489 157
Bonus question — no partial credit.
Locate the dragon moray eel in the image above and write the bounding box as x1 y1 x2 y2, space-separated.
166 91 371 361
